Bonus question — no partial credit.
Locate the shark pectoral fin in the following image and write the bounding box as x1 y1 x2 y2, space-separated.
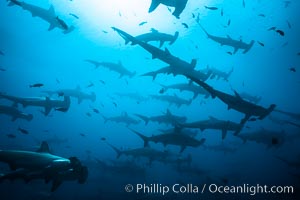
48 5 55 15
44 106 52 116
233 47 239 54
11 116 17 122
148 0 160 13
180 146 186 153
221 129 227 139
48 23 56 31
51 179 63 192
9 163 17 171
159 40 164 48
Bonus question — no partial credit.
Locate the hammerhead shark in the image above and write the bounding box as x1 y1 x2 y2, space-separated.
101 112 140 126
150 94 193 108
198 23 255 54
179 116 243 139
159 82 211 99
84 59 136 78
112 27 211 81
0 142 88 192
42 86 96 104
8 0 74 34
135 29 179 48
0 105 33 121
0 93 70 116
185 75 276 124
134 109 187 125
148 0 189 18
106 143 171 165
129 128 206 153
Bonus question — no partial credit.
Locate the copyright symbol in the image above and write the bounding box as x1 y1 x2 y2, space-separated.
125 184 134 192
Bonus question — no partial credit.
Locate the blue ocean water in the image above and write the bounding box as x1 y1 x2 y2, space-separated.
0 0 299 199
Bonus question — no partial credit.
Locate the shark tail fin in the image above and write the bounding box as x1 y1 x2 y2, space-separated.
106 142 122 158
148 0 160 13
134 114 149 125
243 40 255 54
259 104 276 120
8 0 21 6
36 141 51 153
128 128 150 147
169 31 179 45
101 114 108 123
225 67 234 81
197 23 210 37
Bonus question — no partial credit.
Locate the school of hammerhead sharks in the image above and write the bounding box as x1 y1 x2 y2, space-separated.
0 0 299 194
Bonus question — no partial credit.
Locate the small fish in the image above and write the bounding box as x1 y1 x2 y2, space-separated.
18 127 29 134
192 13 195 18
167 7 172 13
204 6 218 10
139 21 147 26
6 134 16 138
227 19 231 26
86 82 94 88
69 13 79 19
93 108 100 114
55 107 68 112
297 52 300 56
86 112 92 117
0 50 4 56
118 11 122 17
242 0 245 8
113 102 117 107
221 8 223 16
257 41 265 47
227 52 233 55
258 14 265 17
248 118 257 122
100 137 106 141
102 30 108 34
80 133 86 137
268 27 276 31
159 88 165 94
29 83 44 88
276 29 285 36
0 68 6 72
182 23 189 29
56 78 60 84
99 80 106 85
286 21 291 29
43 130 49 133
56 16 68 30
284 1 291 8
289 67 296 72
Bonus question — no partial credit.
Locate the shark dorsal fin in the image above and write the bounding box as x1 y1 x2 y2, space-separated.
209 116 218 121
48 5 55 15
37 141 51 153
165 48 171 55
191 59 197 68
234 90 242 100
166 109 171 116
227 35 232 39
